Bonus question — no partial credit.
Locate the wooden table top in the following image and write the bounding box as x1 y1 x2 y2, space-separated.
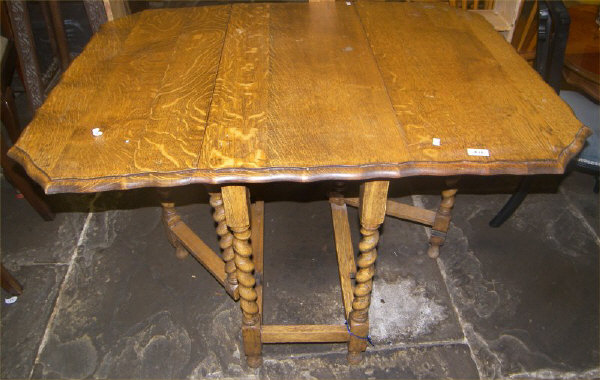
9 2 590 194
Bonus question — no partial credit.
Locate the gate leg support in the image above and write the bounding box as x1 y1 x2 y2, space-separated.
158 189 188 259
222 186 262 368
348 180 388 365
427 177 459 259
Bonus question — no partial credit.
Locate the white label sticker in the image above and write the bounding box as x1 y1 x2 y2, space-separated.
467 148 489 157
432 138 441 146
346 1 351 5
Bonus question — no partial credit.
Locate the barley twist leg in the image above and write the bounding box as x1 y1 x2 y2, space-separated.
157 189 188 259
222 186 262 368
209 193 238 294
348 225 380 364
427 187 458 259
348 180 388 365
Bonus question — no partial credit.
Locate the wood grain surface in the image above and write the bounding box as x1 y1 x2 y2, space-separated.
9 2 591 194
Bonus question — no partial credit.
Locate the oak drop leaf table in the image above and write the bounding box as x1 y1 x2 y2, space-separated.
9 2 590 367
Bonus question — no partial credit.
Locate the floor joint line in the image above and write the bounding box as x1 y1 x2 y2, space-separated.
28 193 99 379
411 194 485 380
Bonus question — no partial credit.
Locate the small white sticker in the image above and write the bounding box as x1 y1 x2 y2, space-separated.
432 138 441 146
92 127 103 137
346 1 351 5
467 148 489 157
5 296 18 304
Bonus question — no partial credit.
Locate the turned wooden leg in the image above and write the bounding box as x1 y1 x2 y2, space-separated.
209 192 238 296
222 186 262 368
427 178 459 259
157 189 188 259
348 180 389 365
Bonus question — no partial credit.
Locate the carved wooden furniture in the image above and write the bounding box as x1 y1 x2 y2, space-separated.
4 0 70 111
448 0 523 41
4 0 129 111
563 4 599 102
490 0 570 227
8 2 590 367
1 33 54 221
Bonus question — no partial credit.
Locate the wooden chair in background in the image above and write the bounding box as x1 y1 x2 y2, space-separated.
489 0 600 226
448 0 524 42
1 0 130 221
1 32 54 221
1 0 129 299
4 0 129 112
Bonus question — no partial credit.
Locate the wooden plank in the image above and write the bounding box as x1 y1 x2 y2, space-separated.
9 3 590 194
261 325 349 343
103 0 130 21
330 202 355 319
250 201 264 274
251 201 264 319
471 10 511 32
170 222 227 287
201 2 408 173
345 198 436 226
488 0 523 41
356 2 588 176
11 6 230 193
359 181 389 227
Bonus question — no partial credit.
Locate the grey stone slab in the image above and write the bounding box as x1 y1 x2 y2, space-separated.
1 264 68 379
559 171 599 235
1 177 92 265
258 344 478 379
30 188 229 379
24 185 472 379
262 195 462 356
418 180 599 378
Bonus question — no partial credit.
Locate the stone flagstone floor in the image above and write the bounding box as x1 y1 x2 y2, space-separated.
1 171 598 379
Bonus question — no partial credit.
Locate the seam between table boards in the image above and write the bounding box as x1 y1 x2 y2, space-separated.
195 3 234 170
352 1 411 150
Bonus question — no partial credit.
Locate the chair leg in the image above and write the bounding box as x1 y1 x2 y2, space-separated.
1 264 23 296
489 177 532 228
1 140 55 221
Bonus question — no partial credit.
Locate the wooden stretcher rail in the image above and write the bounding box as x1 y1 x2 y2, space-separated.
170 221 234 296
261 325 350 343
344 198 437 226
330 201 356 319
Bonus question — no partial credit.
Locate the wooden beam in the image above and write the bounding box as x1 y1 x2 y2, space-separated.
261 325 349 343
251 201 265 320
330 201 355 319
102 0 130 21
344 198 436 226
